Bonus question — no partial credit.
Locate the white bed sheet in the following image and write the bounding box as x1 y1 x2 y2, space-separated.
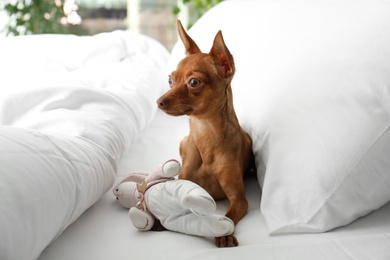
38 110 390 260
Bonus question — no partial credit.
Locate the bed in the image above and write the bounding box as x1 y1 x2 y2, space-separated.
1 0 390 259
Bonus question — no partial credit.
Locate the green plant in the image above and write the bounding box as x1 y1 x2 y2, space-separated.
173 0 223 29
2 0 80 36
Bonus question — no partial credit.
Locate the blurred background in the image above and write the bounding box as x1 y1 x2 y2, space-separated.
0 0 223 50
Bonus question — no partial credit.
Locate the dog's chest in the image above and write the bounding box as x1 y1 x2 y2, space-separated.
189 133 227 167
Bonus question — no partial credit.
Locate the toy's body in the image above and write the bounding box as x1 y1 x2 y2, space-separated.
113 160 234 238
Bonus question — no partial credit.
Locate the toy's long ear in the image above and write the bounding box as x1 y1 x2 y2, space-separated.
209 30 235 78
177 20 201 56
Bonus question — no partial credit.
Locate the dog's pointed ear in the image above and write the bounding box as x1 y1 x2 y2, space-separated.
177 20 201 56
209 31 235 78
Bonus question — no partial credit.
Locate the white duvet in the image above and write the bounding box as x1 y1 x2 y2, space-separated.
0 31 169 260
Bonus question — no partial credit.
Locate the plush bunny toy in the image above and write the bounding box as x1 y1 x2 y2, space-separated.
112 159 234 238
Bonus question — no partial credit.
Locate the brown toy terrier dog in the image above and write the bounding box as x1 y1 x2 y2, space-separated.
157 20 253 247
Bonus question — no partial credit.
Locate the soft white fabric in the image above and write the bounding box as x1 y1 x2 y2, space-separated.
0 30 168 162
0 31 169 260
0 127 115 260
168 0 390 234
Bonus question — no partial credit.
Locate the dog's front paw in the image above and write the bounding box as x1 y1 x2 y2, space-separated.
215 234 238 247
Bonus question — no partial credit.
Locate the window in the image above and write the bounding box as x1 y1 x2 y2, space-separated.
77 0 181 49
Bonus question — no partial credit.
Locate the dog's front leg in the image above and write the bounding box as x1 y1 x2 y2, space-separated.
178 136 202 180
223 178 248 225
215 165 248 247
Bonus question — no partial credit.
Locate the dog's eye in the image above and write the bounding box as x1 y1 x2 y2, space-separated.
188 78 201 88
168 76 173 86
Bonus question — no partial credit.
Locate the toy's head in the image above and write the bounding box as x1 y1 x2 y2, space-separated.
112 160 181 209
112 173 147 208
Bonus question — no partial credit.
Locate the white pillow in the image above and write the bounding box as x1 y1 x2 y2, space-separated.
168 0 390 234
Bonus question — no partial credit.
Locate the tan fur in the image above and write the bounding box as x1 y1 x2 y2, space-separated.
157 20 253 247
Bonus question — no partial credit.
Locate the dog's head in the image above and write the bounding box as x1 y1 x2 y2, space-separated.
157 20 235 117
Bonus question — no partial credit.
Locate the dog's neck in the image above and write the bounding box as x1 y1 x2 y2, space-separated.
189 83 240 138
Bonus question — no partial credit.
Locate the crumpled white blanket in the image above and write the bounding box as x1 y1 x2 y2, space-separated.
0 30 169 260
